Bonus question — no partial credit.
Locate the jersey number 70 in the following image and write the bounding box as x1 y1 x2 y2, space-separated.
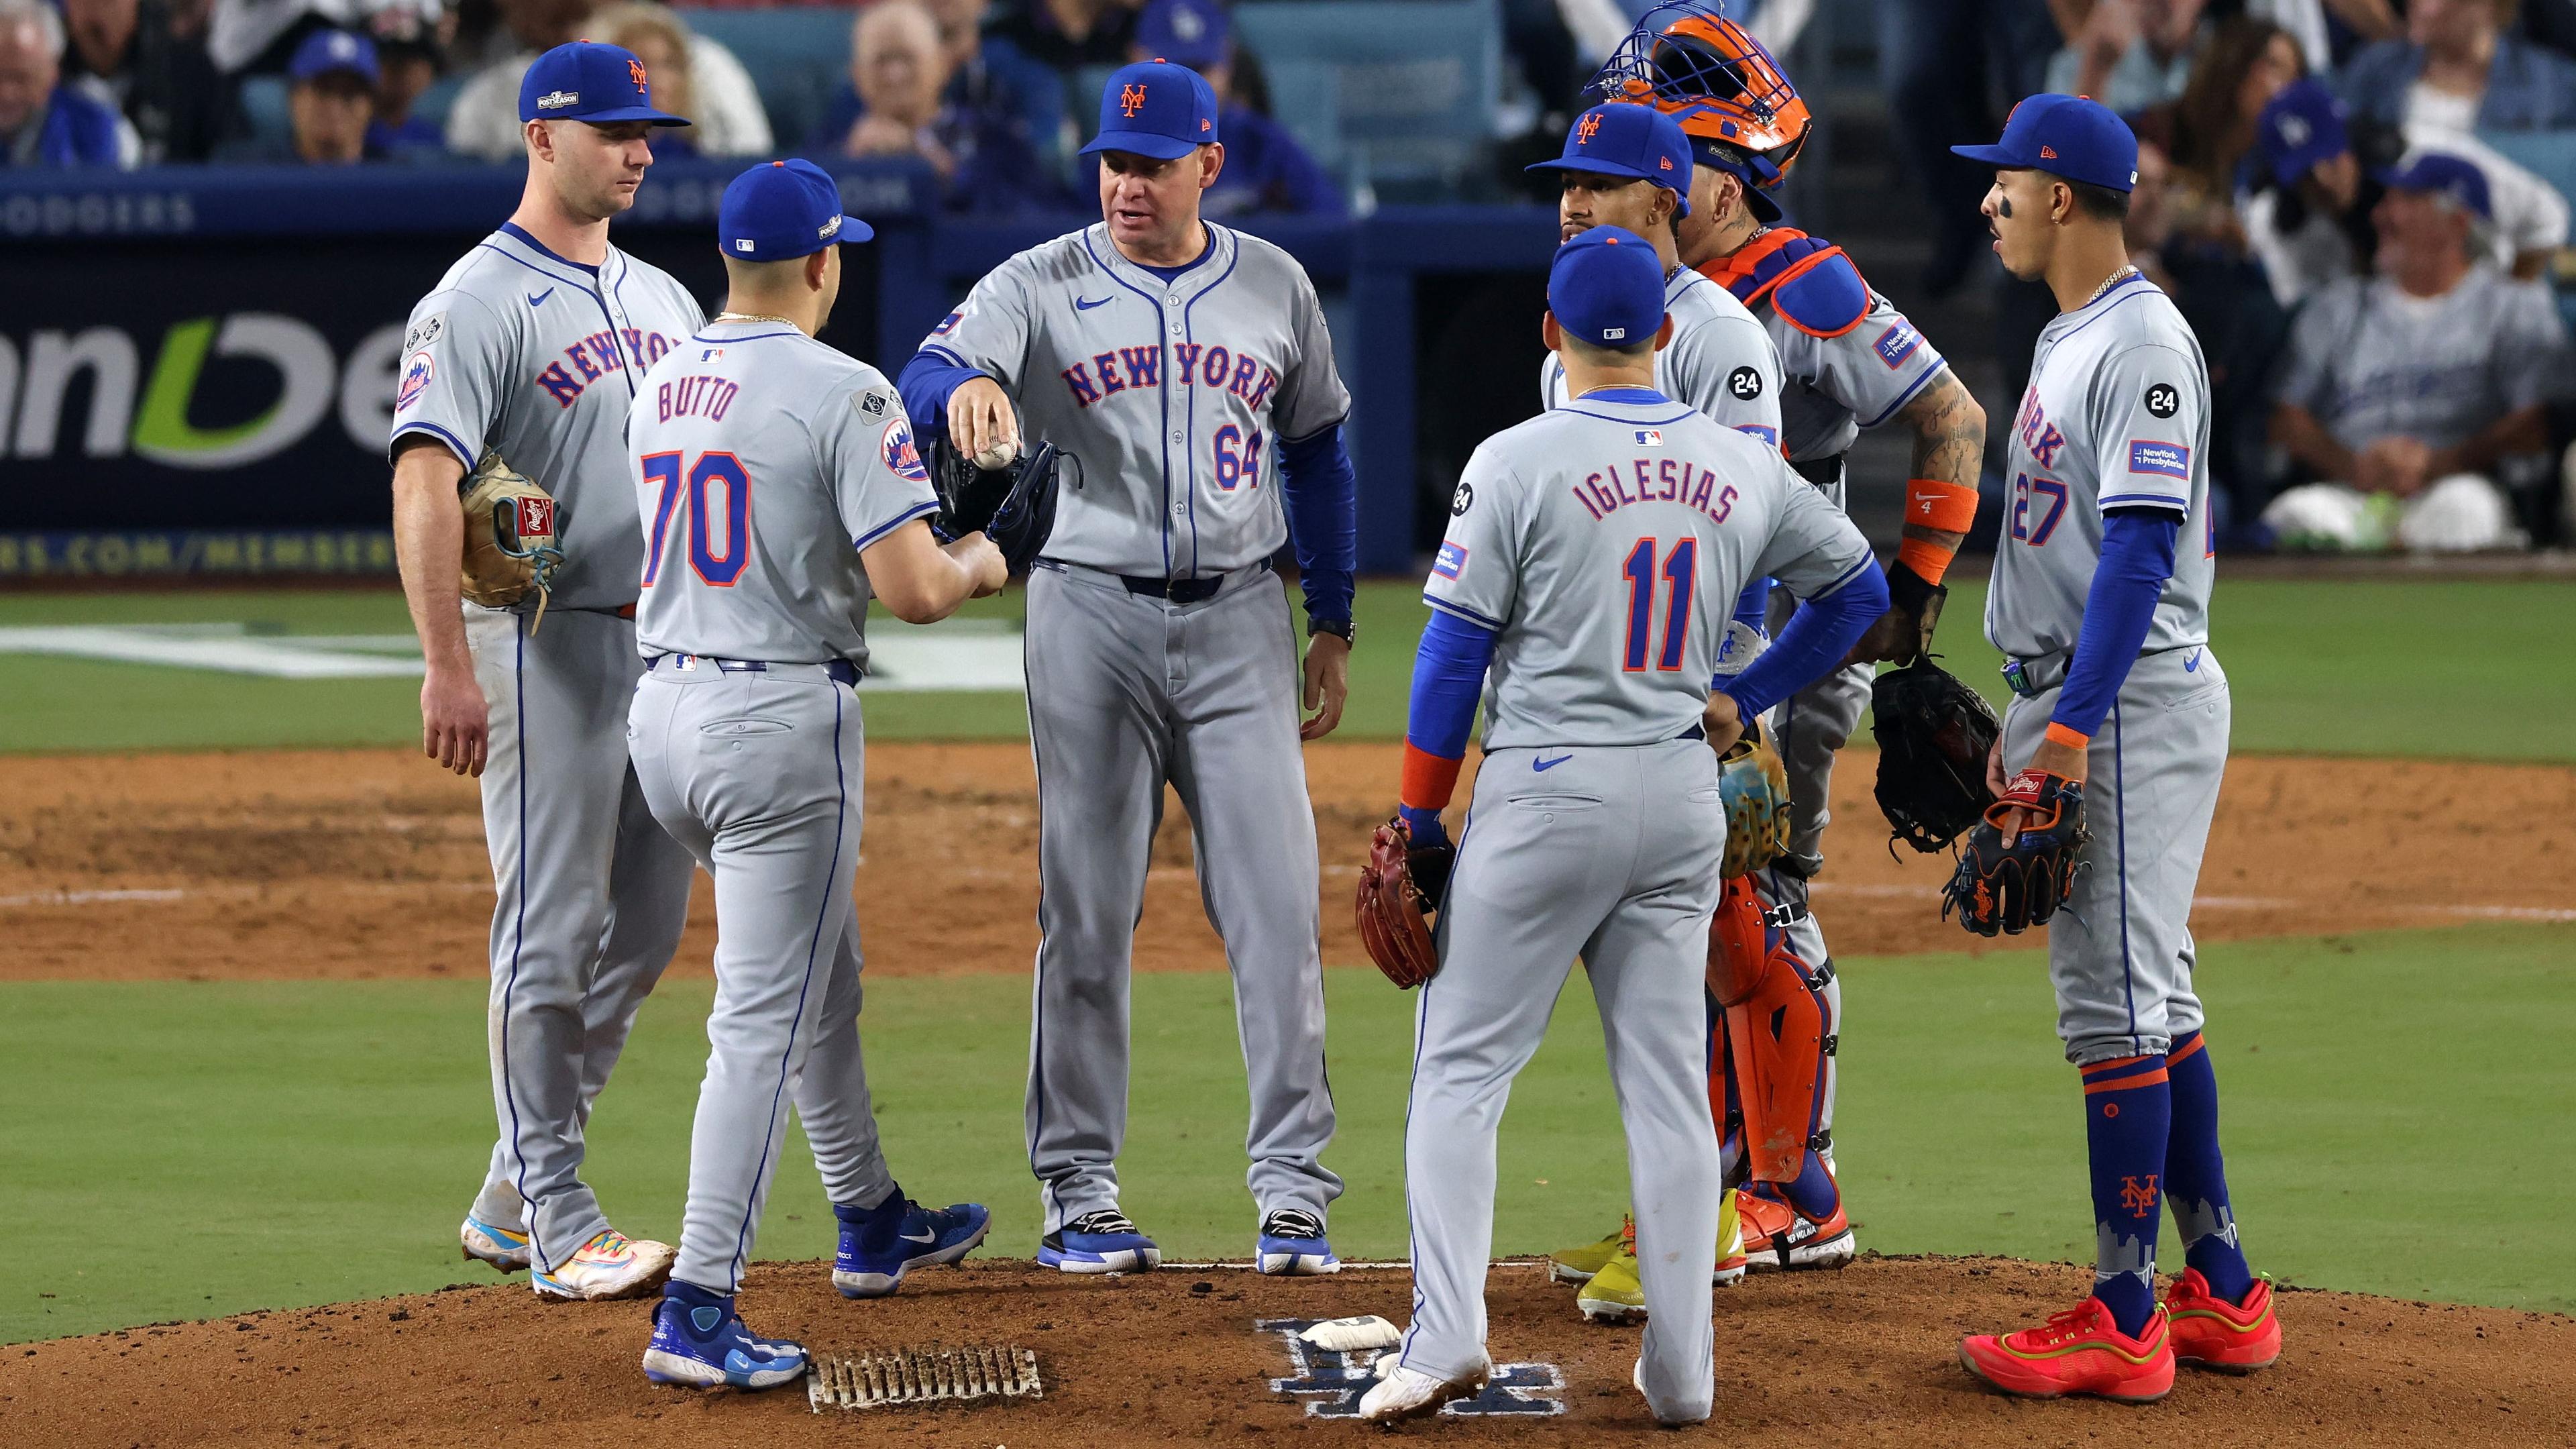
641 451 753 588
1621 537 1697 673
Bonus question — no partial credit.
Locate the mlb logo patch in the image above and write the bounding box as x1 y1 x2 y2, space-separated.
1874 323 1923 369
932 311 963 337
1432 541 1467 580
2129 440 2190 479
1634 429 1662 446
396 351 433 412
882 417 929 482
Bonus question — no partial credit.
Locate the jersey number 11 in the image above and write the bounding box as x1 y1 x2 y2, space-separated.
1621 537 1696 673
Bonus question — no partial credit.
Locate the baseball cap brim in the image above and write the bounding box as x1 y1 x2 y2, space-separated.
568 105 693 126
1525 156 1658 180
1081 129 1201 160
1948 142 2021 168
832 213 875 244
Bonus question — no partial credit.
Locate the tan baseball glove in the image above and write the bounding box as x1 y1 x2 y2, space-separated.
1717 719 1792 878
459 448 565 630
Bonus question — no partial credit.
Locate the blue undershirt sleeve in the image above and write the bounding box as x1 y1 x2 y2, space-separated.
1277 424 1358 625
1719 566 1888 720
896 350 987 440
1733 579 1772 633
1398 609 1496 839
2051 507 2181 738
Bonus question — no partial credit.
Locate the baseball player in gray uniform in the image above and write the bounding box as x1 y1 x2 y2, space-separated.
625 160 1006 1393
1532 103 1783 451
897 60 1359 1275
1360 227 1886 1426
389 41 701 1301
1948 97 2277 1400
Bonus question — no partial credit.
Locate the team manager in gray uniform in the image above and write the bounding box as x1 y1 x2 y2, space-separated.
389 42 698 1301
898 60 1360 1276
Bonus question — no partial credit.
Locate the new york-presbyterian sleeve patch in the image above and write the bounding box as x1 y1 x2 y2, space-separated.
1432 540 1467 580
2128 440 2190 479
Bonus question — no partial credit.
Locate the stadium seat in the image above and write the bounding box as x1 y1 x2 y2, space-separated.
677 6 855 156
1232 0 1501 195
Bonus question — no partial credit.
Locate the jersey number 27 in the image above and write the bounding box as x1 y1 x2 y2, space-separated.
1621 537 1697 673
641 451 753 588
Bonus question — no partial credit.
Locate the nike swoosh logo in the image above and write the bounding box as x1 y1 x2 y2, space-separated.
1075 295 1113 310
1534 754 1572 771
2185 649 2202 672
527 288 553 307
900 1229 938 1244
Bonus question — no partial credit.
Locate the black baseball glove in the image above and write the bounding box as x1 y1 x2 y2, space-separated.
928 435 1062 575
1869 657 2001 853
1943 768 2089 936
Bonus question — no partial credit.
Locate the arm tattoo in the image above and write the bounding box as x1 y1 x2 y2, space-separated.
1901 370 1986 491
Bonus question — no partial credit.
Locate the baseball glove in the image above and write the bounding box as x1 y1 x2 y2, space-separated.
1717 719 1792 879
1354 818 1454 989
1943 768 2089 936
928 434 1062 575
1869 657 2001 853
459 448 564 630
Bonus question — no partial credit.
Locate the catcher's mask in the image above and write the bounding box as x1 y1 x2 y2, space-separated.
1588 2 1811 191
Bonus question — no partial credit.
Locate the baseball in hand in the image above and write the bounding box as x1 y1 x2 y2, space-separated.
974 438 1019 471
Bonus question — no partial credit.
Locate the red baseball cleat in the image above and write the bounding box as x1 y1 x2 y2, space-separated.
2165 1269 2281 1372
1958 1296 2176 1402
1735 1187 1856 1271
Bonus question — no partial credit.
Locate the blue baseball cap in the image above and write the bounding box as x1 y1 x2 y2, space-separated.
1548 226 1666 349
289 28 378 85
1686 135 1783 224
1527 103 1694 219
1081 60 1220 160
2255 80 2350 188
1137 0 1228 70
718 160 874 262
519 40 689 127
1950 93 2139 193
2378 151 2492 219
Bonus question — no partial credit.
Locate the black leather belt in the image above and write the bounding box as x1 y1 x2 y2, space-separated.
1120 574 1225 604
1790 453 1846 490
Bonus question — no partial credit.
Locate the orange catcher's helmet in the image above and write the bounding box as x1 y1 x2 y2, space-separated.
1589 2 1811 189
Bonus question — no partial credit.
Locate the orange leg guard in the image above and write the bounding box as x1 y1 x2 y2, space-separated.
1705 875 1827 1188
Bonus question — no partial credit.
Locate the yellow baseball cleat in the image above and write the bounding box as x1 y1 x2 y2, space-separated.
1548 1216 1631 1286
1576 1248 1648 1324
1715 1189 1748 1287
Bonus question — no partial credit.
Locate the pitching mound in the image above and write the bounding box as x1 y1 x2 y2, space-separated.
0 746 2569 983
5 1257 2568 1448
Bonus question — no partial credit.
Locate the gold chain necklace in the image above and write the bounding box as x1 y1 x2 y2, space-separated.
2084 264 2139 307
714 311 800 327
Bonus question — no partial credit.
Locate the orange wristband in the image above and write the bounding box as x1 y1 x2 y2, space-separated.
1400 743 1464 812
1894 535 1957 586
1905 477 1980 534
2044 722 2091 751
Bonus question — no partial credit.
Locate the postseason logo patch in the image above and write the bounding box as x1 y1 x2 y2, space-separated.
1432 540 1467 580
2129 440 2190 480
396 351 433 412
1874 322 1924 369
881 417 929 482
932 310 963 337
1633 429 1662 446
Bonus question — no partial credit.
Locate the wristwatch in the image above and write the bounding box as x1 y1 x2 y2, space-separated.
1307 615 1354 645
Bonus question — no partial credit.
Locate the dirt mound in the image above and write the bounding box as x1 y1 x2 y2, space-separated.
0 746 2569 983
3 1257 2567 1447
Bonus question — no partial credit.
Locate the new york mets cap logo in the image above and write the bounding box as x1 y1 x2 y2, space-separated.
1577 113 1602 144
629 57 649 90
1122 82 1148 116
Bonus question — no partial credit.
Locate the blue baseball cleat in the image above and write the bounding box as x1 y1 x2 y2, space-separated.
1037 1209 1162 1273
641 1285 808 1391
831 1190 992 1298
1256 1208 1340 1275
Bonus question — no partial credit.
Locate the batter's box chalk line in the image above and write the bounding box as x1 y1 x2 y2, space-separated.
806 1342 1042 1411
1258 1319 1566 1418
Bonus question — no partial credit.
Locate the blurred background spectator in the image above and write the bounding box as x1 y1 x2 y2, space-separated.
1131 0 1341 216
813 0 1057 210
209 0 361 75
362 0 447 155
281 25 379 161
445 0 769 158
2046 0 2210 113
2266 154 2561 550
58 0 233 162
986 0 1140 74
2339 0 2576 133
1881 0 2061 296
3 0 142 166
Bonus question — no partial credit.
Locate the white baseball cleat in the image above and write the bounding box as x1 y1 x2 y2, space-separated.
1358 1355 1492 1422
1633 1358 1711 1428
460 1214 532 1273
531 1228 677 1301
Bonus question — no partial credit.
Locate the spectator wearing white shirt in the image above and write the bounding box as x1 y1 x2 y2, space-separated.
443 0 768 160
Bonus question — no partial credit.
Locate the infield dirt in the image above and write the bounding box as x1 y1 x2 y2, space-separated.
5 1256 2570 1447
0 744 2570 983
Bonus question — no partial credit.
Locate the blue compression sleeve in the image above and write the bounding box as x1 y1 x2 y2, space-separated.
2052 507 2180 738
1277 424 1358 625
1733 579 1772 634
896 350 985 439
1720 564 1888 720
1399 608 1495 839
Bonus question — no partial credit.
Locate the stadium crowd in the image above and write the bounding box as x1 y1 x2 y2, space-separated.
5 0 2568 547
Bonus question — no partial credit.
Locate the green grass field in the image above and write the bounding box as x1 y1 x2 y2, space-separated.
3 579 2571 1346
3 577 2572 757
5 924 2568 1343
